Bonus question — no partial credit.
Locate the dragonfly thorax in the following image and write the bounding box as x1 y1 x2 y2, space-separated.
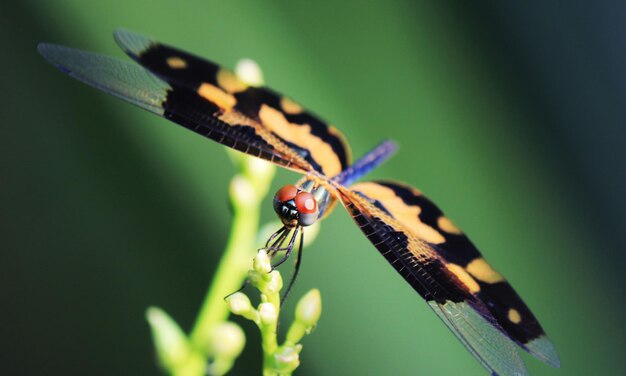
272 184 320 228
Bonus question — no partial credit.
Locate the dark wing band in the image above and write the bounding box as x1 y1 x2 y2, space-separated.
337 185 529 376
37 44 315 173
114 29 352 177
348 181 560 369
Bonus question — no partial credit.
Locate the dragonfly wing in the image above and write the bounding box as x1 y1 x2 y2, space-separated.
429 300 527 376
38 43 168 114
337 185 528 375
38 43 315 173
114 29 352 177
348 181 560 368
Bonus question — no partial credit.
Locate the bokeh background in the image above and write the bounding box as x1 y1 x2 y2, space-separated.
2 1 625 375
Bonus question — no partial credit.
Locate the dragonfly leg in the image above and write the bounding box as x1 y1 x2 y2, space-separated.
271 227 300 269
263 227 290 258
281 230 305 306
224 279 251 301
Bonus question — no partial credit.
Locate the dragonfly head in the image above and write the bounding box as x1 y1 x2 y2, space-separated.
273 184 318 228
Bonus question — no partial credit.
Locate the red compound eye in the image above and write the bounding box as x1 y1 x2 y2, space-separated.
276 185 298 202
295 192 318 214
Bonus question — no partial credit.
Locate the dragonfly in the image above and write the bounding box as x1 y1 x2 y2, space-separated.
39 30 559 376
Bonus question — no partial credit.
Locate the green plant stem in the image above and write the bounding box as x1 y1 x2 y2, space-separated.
190 186 260 350
261 305 279 375
148 60 275 376
228 250 320 376
189 59 272 365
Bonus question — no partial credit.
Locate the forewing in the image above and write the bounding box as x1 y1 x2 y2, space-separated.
114 29 352 177
336 185 528 376
38 44 314 173
349 181 560 368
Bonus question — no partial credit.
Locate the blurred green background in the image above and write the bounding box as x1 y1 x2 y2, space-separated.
2 1 625 375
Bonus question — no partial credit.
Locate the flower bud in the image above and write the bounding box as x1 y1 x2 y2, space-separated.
208 322 245 359
246 157 275 185
253 249 272 274
266 270 283 294
273 345 302 373
227 292 252 316
146 306 190 368
258 302 278 326
235 58 264 87
230 175 256 207
295 289 322 328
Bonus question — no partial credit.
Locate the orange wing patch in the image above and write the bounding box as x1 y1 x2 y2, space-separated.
438 215 462 235
216 109 316 173
466 257 505 284
198 83 237 110
337 185 439 261
508 308 522 324
166 56 187 69
217 69 249 93
280 97 303 114
351 182 445 244
259 104 343 177
446 263 481 294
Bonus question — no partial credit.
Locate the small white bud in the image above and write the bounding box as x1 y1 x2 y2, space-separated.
247 157 274 178
230 175 256 207
266 270 283 293
146 306 189 367
208 322 246 359
253 250 272 274
258 302 278 325
274 345 301 370
227 292 253 315
235 58 264 87
295 289 322 328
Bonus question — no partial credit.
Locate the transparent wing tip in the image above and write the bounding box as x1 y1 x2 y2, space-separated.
524 335 561 368
37 42 169 115
428 300 529 376
38 43 74 73
114 28 154 57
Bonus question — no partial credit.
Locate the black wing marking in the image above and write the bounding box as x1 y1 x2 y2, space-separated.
114 29 352 177
337 186 529 376
38 43 315 173
349 180 560 368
